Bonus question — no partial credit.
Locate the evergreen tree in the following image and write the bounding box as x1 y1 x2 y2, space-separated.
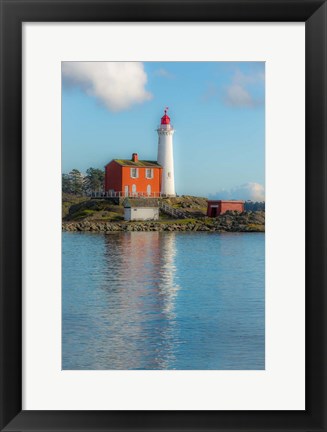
83 168 105 193
62 173 72 193
69 169 84 195
244 201 265 212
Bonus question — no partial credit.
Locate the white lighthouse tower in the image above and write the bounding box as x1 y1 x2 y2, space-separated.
157 108 175 196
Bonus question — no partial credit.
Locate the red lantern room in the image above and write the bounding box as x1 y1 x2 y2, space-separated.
161 107 170 125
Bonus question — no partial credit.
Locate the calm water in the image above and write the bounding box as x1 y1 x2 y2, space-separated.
62 232 265 370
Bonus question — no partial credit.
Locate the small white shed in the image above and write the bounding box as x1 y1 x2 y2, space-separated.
123 198 159 221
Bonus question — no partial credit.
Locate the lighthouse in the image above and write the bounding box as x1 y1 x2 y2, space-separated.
157 108 176 196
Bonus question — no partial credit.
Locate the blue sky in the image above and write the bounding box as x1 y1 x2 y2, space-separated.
62 62 265 200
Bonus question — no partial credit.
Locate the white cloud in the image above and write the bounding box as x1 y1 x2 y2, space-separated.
233 69 265 86
225 84 255 107
224 70 264 108
154 68 174 78
209 183 265 201
62 62 152 112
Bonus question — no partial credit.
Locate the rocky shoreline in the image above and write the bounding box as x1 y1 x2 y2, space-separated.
62 211 265 233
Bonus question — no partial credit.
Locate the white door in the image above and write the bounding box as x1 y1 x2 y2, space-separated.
132 184 137 196
147 184 151 196
124 185 129 197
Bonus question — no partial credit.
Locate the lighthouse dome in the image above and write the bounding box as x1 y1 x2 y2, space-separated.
161 108 170 125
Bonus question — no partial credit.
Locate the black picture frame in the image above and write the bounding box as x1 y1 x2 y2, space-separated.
1 1 326 431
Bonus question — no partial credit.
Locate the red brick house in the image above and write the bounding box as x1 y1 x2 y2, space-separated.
105 153 162 197
207 200 245 217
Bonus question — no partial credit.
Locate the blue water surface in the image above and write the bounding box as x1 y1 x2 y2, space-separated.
62 232 265 370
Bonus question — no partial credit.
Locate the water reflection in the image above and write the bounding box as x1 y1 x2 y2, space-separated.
97 232 180 369
62 232 265 370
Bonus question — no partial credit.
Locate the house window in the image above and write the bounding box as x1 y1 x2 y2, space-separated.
145 168 153 179
130 168 138 178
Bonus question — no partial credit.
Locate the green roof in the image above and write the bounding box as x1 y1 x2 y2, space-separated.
114 159 161 168
123 198 159 208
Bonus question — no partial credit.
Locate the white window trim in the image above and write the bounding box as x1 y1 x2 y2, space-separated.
130 168 139 178
145 168 153 179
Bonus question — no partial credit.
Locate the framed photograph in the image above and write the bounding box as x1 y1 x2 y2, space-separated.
1 1 326 431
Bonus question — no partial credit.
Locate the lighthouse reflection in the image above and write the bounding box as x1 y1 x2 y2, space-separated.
100 232 180 369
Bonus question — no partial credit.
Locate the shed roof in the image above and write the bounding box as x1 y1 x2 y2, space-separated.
207 200 245 204
123 198 159 208
114 159 161 168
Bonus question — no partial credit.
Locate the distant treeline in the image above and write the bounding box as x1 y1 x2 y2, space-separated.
62 168 105 195
244 201 265 211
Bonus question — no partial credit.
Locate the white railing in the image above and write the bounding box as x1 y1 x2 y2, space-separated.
89 191 167 198
159 202 187 219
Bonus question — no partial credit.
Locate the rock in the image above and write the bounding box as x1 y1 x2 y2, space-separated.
62 211 265 233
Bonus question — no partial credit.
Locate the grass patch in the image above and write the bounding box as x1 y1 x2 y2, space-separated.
247 223 265 231
158 218 198 225
69 209 95 220
62 194 88 218
100 213 124 221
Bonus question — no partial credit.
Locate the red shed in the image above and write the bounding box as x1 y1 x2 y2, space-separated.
207 200 244 217
105 153 162 197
